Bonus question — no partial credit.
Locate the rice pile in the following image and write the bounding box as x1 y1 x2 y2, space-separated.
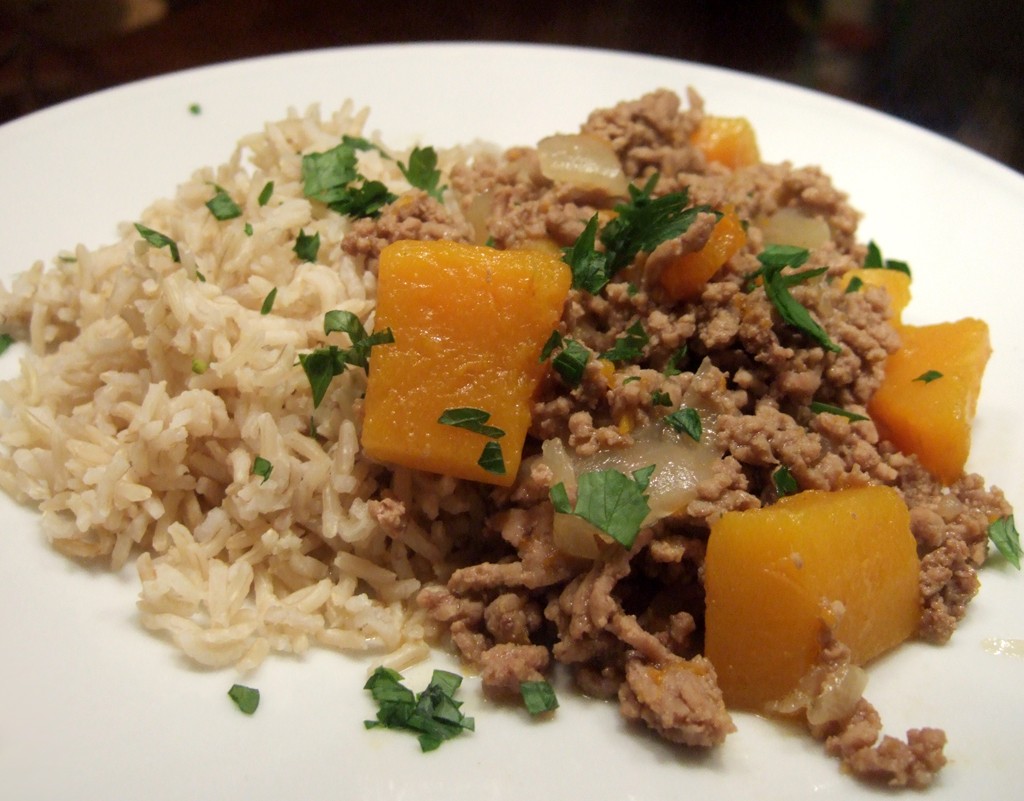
0 102 461 671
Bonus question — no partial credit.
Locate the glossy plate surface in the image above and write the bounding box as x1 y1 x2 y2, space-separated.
1 43 1021 800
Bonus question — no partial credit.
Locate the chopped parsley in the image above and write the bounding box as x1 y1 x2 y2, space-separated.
988 515 1021 570
227 684 259 714
294 229 320 262
600 320 648 363
437 408 506 439
0 333 14 355
195 269 206 283
188 103 201 115
134 223 180 262
562 175 715 294
746 245 840 353
664 407 702 441
257 180 274 206
205 188 242 221
364 667 474 752
260 288 277 315
772 465 799 497
548 337 590 388
809 400 869 422
550 465 655 548
251 456 273 483
477 441 506 476
244 222 254 236
398 146 446 201
540 329 563 362
663 345 688 377
520 680 559 715
301 140 397 219
844 275 864 294
650 389 673 407
864 240 911 276
299 311 395 407
913 370 943 384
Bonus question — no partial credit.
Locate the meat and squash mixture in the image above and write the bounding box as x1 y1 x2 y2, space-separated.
347 89 1013 788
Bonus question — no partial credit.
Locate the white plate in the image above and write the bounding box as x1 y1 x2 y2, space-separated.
1 43 1021 801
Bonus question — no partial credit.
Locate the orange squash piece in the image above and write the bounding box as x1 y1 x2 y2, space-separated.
868 318 991 484
361 240 571 486
839 268 912 322
691 116 760 170
704 486 920 711
659 208 746 300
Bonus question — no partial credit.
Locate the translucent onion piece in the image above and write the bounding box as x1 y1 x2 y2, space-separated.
537 133 629 197
759 207 831 250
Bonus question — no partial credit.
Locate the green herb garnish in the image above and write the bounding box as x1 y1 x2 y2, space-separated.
134 223 180 262
520 680 559 715
301 141 397 219
477 441 506 475
251 456 273 483
188 103 201 115
550 465 655 548
327 179 397 219
227 684 259 714
772 465 799 497
206 189 242 221
662 345 688 377
260 288 277 315
562 175 714 294
0 333 14 355
844 275 864 294
257 180 274 206
299 312 395 407
600 320 648 363
650 390 673 407
540 329 564 362
438 408 506 439
747 245 839 353
809 401 869 422
664 407 702 441
552 339 591 388
913 370 943 384
398 146 446 201
244 222 253 236
988 515 1021 570
864 240 911 276
364 667 474 752
294 229 320 263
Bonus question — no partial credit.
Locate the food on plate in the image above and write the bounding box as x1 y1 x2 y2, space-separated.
0 89 1016 789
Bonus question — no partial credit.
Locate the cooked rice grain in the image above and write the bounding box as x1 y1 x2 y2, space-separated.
0 102 444 671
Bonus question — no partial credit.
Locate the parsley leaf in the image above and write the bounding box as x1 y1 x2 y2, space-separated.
749 245 840 353
227 684 259 715
663 345 688 377
650 390 673 407
477 441 506 475
294 229 320 263
563 215 611 293
299 312 395 407
664 407 702 441
520 680 559 715
988 515 1021 570
864 240 911 276
550 465 655 548
328 179 397 219
206 189 242 221
398 146 446 201
251 456 273 483
257 181 274 206
913 370 943 384
342 134 390 158
844 275 864 294
438 408 505 439
260 288 277 315
301 143 359 205
809 401 869 422
540 330 564 362
134 223 180 262
188 103 201 115
364 667 474 752
244 222 254 236
0 333 14 355
551 339 590 388
600 320 649 363
772 465 799 497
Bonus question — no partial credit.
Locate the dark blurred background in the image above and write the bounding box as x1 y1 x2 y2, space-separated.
1 0 1022 172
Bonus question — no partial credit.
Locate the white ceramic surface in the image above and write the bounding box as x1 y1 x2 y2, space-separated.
1 43 1021 801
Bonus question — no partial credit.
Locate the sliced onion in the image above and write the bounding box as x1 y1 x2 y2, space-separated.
805 663 868 727
759 207 831 250
537 133 629 197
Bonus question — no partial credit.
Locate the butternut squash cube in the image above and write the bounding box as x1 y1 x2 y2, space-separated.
704 486 920 711
691 116 760 170
659 208 746 301
839 268 912 323
868 318 991 484
362 240 571 486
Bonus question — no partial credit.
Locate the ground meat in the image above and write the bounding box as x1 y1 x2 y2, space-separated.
341 189 473 270
402 88 1012 788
